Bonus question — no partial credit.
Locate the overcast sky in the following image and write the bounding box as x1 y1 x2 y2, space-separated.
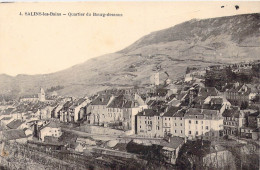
0 2 259 76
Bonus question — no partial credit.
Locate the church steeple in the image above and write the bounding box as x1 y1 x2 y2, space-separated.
38 87 45 102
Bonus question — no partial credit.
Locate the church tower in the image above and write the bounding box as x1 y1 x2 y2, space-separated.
38 87 45 102
150 72 160 86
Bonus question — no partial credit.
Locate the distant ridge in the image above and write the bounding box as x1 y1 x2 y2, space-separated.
0 13 259 98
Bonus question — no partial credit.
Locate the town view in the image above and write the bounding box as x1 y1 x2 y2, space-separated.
0 3 260 170
0 60 259 169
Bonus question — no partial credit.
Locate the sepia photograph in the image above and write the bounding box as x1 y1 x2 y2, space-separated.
0 1 259 169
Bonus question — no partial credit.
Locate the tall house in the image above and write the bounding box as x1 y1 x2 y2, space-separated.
88 94 114 125
222 107 245 136
136 109 164 138
38 88 46 102
184 108 223 140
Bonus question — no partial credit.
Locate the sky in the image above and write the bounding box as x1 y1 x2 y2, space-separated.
0 2 259 76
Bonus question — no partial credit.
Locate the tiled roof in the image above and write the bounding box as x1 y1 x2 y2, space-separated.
168 99 181 106
1 129 27 140
91 94 112 105
166 94 176 102
173 109 186 117
177 93 187 100
202 104 222 110
70 98 86 109
107 95 139 108
227 84 252 95
222 108 240 118
1 117 12 120
1 108 14 115
107 95 126 108
46 122 60 128
137 109 162 117
6 120 24 129
62 101 73 109
155 88 168 97
147 100 155 106
40 121 60 130
185 108 220 119
163 107 180 117
210 98 223 105
159 136 184 149
199 87 218 98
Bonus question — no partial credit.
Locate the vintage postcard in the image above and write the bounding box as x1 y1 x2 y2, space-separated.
0 1 259 170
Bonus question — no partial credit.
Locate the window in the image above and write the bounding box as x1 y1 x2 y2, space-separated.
165 123 167 126
201 121 203 124
165 118 167 120
202 126 203 129
175 123 177 126
196 131 198 135
180 118 182 120
180 123 182 126
195 116 198 119
189 131 191 134
195 121 198 124
189 120 191 124
206 126 209 130
175 130 177 133
145 121 146 124
140 126 141 128
169 118 170 120
181 130 183 134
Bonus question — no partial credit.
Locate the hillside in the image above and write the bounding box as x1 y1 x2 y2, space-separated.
0 13 259 98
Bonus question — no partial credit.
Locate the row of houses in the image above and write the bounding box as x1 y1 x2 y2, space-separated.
136 95 228 140
86 93 148 133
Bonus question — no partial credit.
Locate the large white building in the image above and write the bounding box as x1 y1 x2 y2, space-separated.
184 108 223 140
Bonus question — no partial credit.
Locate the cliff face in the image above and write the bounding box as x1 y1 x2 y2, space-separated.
1 13 259 98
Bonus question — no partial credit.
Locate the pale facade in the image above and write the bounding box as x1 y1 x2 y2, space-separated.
172 116 185 138
136 110 164 138
184 108 223 140
39 123 62 141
